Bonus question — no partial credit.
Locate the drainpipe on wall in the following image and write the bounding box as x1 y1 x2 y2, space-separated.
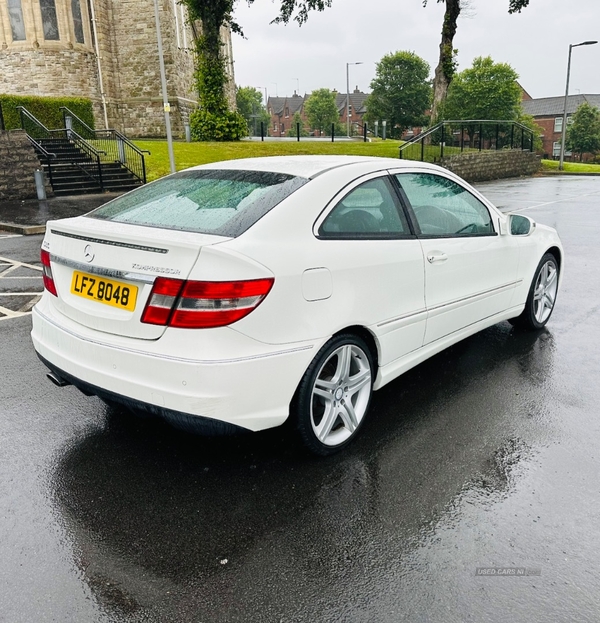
89 0 109 129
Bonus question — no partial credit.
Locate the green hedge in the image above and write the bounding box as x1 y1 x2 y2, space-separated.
189 108 248 142
0 95 94 130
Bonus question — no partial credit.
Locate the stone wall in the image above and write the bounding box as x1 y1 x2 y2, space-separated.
440 150 540 183
0 130 52 200
0 0 238 137
96 0 197 136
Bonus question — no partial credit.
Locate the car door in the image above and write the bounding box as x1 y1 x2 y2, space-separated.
314 173 426 367
392 170 521 345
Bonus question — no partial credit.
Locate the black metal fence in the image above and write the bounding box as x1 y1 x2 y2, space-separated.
399 120 535 162
0 103 4 131
61 107 149 184
17 106 105 190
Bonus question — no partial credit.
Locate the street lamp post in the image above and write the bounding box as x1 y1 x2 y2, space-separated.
346 62 363 137
255 87 268 107
152 0 175 174
559 40 597 171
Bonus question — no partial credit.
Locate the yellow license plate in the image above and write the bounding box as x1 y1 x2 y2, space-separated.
70 271 138 311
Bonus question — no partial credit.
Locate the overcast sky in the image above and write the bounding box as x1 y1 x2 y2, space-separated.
231 0 599 101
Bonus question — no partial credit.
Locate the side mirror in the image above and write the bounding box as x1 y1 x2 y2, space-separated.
509 214 536 236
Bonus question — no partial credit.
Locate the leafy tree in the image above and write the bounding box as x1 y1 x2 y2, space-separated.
364 51 431 138
304 89 339 134
442 56 521 121
421 0 531 122
181 0 531 137
236 86 270 136
567 102 600 159
286 112 310 137
183 0 533 136
183 0 247 140
250 1 534 125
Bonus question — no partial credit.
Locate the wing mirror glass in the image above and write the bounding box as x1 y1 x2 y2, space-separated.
510 214 535 236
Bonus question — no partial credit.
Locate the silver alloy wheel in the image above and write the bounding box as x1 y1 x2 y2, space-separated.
533 259 558 324
310 343 372 447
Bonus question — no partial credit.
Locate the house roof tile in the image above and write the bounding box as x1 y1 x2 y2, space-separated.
523 94 600 117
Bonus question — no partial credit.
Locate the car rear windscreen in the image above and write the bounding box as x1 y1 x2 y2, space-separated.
87 169 309 237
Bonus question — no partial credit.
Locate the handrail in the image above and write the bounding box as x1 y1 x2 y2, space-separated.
68 128 106 158
59 106 148 183
112 129 151 156
17 105 52 136
20 104 147 188
25 134 57 189
0 103 5 131
25 135 56 159
60 106 95 137
60 106 150 156
399 119 535 162
401 119 535 148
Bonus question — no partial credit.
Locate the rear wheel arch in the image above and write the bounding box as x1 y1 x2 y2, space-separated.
333 325 380 370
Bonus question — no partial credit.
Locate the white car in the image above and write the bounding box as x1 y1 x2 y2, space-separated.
31 156 563 455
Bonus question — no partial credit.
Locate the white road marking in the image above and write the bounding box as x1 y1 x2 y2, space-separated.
508 190 600 213
0 256 43 272
0 255 44 320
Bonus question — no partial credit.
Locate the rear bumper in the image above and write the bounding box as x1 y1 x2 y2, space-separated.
31 301 318 432
37 353 247 435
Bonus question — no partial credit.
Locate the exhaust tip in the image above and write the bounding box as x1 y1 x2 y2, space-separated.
46 371 71 387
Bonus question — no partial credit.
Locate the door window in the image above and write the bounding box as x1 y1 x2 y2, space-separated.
395 173 494 237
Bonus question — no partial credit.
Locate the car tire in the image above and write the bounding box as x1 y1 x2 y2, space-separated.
509 252 559 330
291 333 374 456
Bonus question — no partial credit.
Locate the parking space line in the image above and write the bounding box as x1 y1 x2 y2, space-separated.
511 190 600 213
0 293 42 319
0 256 43 272
0 253 44 321
0 305 30 320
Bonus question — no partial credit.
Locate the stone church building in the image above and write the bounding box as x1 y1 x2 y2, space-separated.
0 0 235 136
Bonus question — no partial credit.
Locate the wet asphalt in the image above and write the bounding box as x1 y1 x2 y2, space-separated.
1 175 600 622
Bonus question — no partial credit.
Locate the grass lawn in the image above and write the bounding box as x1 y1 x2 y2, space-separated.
134 139 403 181
132 140 600 182
541 159 600 174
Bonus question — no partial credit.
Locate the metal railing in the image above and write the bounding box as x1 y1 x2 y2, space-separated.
61 107 149 184
17 106 59 141
17 106 106 190
68 128 106 190
399 120 535 162
25 135 57 188
0 103 5 131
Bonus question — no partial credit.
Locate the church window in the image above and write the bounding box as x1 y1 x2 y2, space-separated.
7 0 26 41
39 0 60 40
71 0 84 43
172 0 180 47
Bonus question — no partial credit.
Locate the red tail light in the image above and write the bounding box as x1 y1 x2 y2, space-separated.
141 278 274 328
40 249 58 296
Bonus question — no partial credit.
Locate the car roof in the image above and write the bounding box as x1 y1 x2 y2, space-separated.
191 155 444 179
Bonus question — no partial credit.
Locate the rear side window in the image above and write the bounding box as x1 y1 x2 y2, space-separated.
87 170 308 237
319 177 409 238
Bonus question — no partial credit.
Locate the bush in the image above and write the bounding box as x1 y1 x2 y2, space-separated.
0 94 94 130
189 108 248 141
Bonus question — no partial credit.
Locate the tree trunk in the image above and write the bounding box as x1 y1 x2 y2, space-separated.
430 0 461 124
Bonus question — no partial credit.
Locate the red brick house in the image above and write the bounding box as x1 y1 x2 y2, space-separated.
522 93 600 158
267 88 368 136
